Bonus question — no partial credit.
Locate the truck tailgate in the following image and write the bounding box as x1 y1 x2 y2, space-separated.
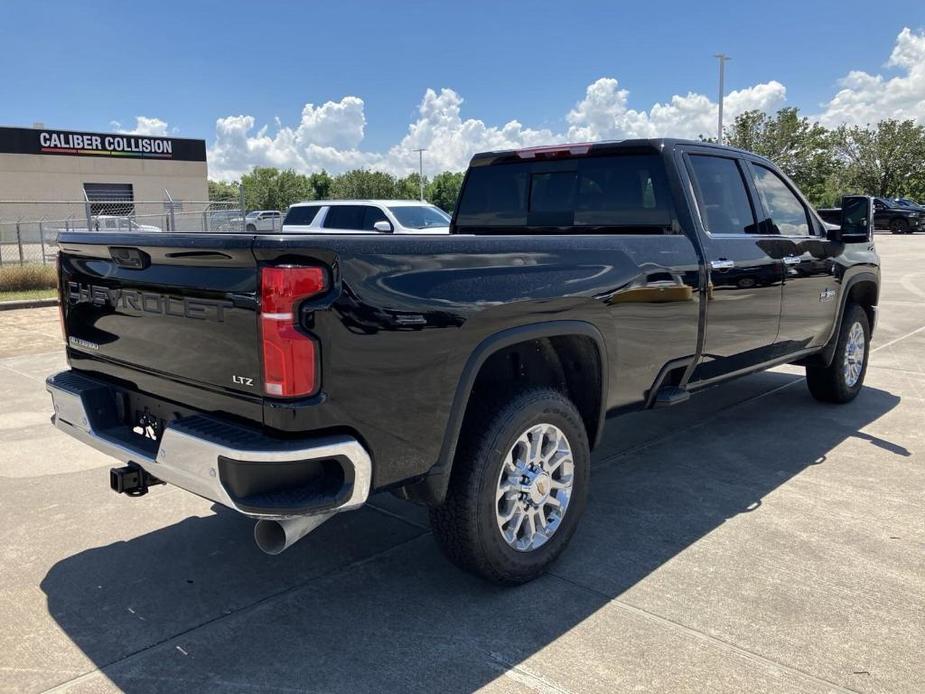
59 233 261 397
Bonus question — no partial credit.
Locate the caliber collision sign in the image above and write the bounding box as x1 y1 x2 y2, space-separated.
0 126 206 162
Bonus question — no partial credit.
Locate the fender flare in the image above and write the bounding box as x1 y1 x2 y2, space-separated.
412 320 609 505
818 271 879 366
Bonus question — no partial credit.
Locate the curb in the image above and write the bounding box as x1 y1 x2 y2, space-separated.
0 298 59 311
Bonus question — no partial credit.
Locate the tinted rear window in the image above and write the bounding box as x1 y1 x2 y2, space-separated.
284 205 320 226
323 205 365 229
455 154 674 232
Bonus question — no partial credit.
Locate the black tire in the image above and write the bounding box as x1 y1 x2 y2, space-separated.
889 218 909 234
429 388 590 585
806 304 870 403
246 224 257 232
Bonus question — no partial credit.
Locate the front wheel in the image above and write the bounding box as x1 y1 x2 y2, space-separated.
806 303 870 403
246 224 257 232
429 388 590 584
890 218 909 234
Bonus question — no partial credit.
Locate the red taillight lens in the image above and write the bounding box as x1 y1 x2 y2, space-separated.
260 266 327 397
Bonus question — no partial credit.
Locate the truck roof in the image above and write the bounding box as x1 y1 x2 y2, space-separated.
469 138 763 166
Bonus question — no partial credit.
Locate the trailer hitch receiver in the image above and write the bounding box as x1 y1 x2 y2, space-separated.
110 463 164 497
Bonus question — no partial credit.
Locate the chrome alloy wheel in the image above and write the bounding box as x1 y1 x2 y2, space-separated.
495 423 574 552
844 321 866 388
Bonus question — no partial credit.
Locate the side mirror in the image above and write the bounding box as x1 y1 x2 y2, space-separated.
373 220 393 233
836 195 874 242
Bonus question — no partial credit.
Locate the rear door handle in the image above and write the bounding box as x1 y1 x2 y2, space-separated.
783 255 802 265
710 259 735 270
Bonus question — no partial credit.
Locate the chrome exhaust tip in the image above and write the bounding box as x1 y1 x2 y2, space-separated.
254 513 334 555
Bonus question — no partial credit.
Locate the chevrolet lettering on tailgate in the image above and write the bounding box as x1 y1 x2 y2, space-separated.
66 282 233 322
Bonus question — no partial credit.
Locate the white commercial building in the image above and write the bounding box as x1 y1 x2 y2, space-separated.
0 125 208 226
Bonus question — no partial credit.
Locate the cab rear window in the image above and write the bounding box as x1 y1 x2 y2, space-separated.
455 154 674 233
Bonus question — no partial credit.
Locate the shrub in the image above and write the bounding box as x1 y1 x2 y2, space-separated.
0 263 57 291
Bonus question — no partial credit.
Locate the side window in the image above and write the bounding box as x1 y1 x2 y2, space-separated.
751 164 810 237
361 206 389 231
575 155 673 228
688 155 757 235
323 205 364 229
283 206 320 226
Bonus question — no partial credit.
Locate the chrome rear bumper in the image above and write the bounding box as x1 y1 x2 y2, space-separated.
46 370 371 520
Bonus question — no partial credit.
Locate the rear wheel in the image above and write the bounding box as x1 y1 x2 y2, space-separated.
889 218 909 234
429 388 590 584
806 304 870 403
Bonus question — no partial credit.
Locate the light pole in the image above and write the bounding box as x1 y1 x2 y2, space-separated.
413 148 426 201
714 53 730 144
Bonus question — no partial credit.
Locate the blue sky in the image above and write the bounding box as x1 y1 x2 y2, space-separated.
1 0 924 178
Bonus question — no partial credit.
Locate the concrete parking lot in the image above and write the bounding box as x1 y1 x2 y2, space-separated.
1 234 922 693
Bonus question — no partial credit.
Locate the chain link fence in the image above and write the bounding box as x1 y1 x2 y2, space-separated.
0 188 278 266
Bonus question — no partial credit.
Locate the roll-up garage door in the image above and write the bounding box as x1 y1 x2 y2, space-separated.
83 182 134 217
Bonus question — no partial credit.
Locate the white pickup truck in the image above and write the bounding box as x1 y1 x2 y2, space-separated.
52 216 162 236
244 210 283 232
94 215 162 232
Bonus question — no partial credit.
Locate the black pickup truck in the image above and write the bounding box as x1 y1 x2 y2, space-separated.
48 140 880 584
819 196 924 234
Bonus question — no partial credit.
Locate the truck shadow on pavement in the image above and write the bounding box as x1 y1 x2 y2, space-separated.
41 372 904 692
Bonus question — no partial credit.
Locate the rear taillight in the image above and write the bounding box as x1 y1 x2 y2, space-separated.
260 266 327 397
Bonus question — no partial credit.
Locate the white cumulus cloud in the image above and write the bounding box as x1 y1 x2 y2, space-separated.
565 78 786 141
382 88 558 174
201 27 925 181
206 79 788 181
207 98 375 180
110 116 171 136
820 27 925 127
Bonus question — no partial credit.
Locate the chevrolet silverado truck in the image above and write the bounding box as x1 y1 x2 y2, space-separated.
47 140 880 584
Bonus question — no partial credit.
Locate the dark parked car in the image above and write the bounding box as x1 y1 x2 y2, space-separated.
874 197 923 233
894 198 925 212
822 197 923 233
48 139 880 584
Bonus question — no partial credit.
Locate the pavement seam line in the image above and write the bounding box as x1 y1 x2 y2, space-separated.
486 652 575 694
365 500 431 529
0 360 48 383
870 323 925 353
39 532 432 694
547 572 861 694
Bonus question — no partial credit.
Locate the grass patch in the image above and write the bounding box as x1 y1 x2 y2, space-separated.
0 263 57 292
0 287 58 302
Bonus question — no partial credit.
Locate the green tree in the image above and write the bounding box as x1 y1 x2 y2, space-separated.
396 173 426 201
426 171 465 212
330 169 399 199
240 167 314 211
208 179 239 202
724 107 837 207
308 171 333 200
831 119 925 201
